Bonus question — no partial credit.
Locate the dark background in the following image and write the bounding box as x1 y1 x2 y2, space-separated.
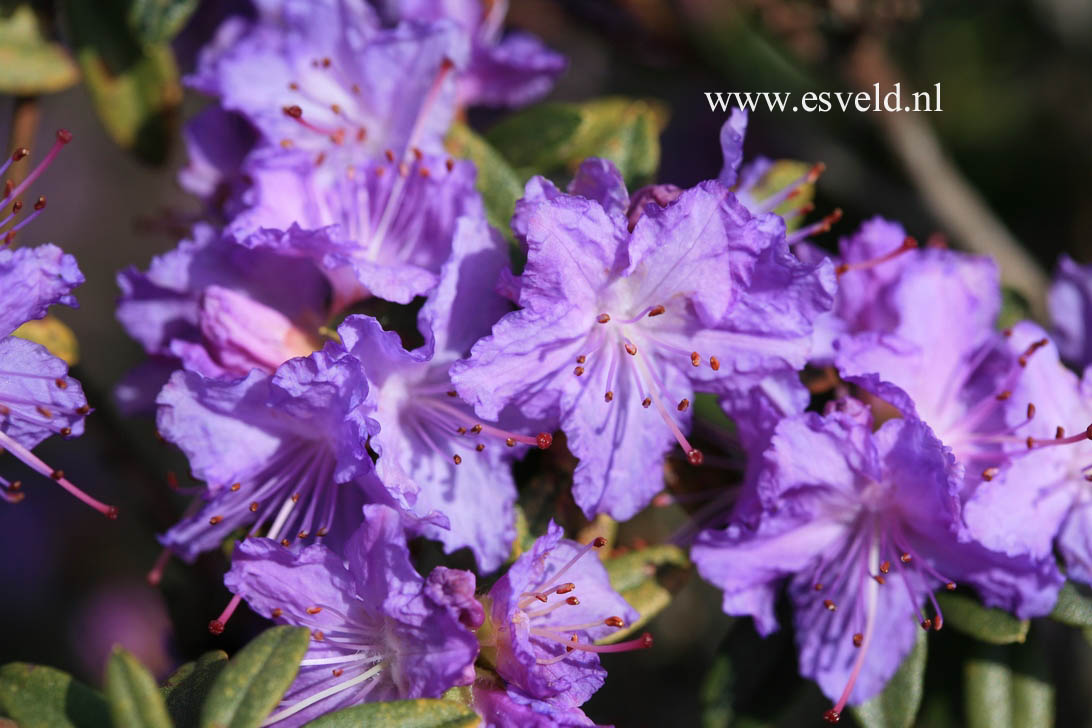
2 1 1092 725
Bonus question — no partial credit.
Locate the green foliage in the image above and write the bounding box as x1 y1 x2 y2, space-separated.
0 4 79 95
161 651 229 728
486 97 668 189
1049 581 1092 628
963 639 1054 728
301 698 480 728
852 630 927 728
105 647 173 728
935 591 1029 644
0 662 111 728
198 625 311 728
446 122 524 246
602 544 690 643
126 0 199 44
59 0 182 165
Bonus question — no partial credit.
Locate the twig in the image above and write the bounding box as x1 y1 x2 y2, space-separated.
7 96 41 186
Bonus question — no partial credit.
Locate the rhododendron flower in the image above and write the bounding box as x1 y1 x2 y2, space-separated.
453 159 835 520
225 504 479 726
1049 254 1092 370
0 131 114 518
692 403 1062 722
480 521 648 713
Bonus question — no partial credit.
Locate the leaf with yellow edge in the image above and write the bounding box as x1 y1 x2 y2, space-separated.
13 315 79 365
602 544 689 643
0 5 79 95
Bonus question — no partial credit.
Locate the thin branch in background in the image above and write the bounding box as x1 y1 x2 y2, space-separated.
845 38 1050 320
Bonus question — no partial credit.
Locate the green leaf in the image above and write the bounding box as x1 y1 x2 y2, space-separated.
445 122 523 246
0 5 79 95
935 591 1028 644
1049 581 1092 628
105 647 173 728
13 314 79 365
127 0 200 43
59 0 182 165
160 650 228 728
743 160 815 231
301 699 480 728
852 629 927 728
998 287 1032 331
486 97 668 188
602 544 689 643
0 662 111 728
963 640 1054 728
199 626 311 728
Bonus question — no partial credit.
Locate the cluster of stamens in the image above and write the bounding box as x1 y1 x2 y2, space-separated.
515 537 653 664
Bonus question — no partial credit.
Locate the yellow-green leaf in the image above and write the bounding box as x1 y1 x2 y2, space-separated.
301 698 480 728
161 650 228 728
446 122 523 245
0 662 111 728
199 626 310 728
13 315 79 365
105 647 173 728
602 544 689 643
853 629 927 728
936 591 1029 644
0 5 79 95
1049 581 1092 628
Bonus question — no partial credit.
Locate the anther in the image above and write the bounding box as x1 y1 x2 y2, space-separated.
505 437 515 447
1056 427 1066 439
249 501 259 512
50 469 63 480
709 356 720 371
642 397 652 408
446 390 457 397
36 405 52 418
313 630 325 641
597 313 610 324
566 596 580 605
900 553 911 563
677 398 690 412
537 433 552 449
457 426 467 434
209 515 222 525
281 538 291 546
453 454 462 465
624 342 638 356
272 608 283 617
54 378 67 389
946 582 956 591
557 583 575 594
332 668 343 677
59 427 71 437
814 583 824 591
982 467 999 481
576 355 586 364
445 158 454 172
920 618 933 631
880 561 890 574
605 616 625 627
76 405 90 415
648 305 665 317
230 483 241 491
852 633 863 648
593 537 608 548
385 149 395 162
306 606 322 614
1027 403 1036 419
605 391 614 402
471 424 482 434
475 443 485 452
687 449 703 465
291 493 301 503
574 366 585 376
690 352 700 367
823 599 836 611
996 390 1011 401
283 105 303 119
11 148 28 161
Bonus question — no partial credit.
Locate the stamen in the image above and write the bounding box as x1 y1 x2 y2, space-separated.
0 429 116 518
208 594 243 635
835 236 918 277
1 130 71 204
260 663 383 726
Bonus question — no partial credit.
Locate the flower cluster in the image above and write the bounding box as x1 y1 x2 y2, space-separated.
102 4 1092 725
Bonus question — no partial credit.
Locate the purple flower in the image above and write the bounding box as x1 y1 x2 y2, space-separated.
692 404 1062 721
336 215 548 572
227 148 481 308
0 132 114 517
372 0 566 108
1049 254 1092 369
116 224 329 409
452 159 835 520
177 105 258 218
472 679 597 727
961 322 1092 586
154 343 378 565
481 521 648 711
224 504 479 727
188 0 465 162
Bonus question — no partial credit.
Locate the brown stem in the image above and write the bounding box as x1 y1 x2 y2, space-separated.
7 96 41 187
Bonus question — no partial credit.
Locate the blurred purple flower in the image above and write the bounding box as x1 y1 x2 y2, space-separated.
1049 254 1092 369
452 159 835 520
372 0 566 108
225 504 479 726
692 403 1062 721
482 521 647 713
188 0 465 163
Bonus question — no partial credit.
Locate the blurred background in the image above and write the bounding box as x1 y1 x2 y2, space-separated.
2 0 1092 725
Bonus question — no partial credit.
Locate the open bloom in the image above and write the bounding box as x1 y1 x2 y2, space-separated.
155 344 379 565
188 0 465 163
480 521 648 714
372 0 566 108
116 224 329 411
337 215 549 571
227 147 481 308
453 159 835 520
0 132 114 517
692 403 1061 721
225 504 479 727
